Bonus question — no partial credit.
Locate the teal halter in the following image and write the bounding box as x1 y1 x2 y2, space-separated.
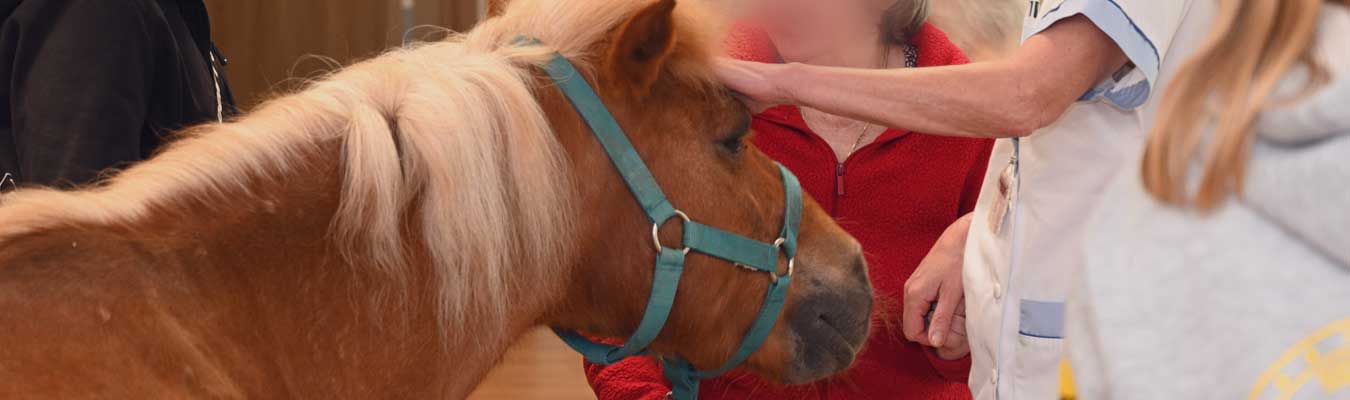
526 39 803 400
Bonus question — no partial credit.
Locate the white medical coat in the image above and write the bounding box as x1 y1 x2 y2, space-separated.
962 0 1209 398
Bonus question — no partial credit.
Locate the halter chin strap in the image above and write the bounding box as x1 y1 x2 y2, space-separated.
525 38 803 400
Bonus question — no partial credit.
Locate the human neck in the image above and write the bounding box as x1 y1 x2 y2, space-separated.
798 34 890 69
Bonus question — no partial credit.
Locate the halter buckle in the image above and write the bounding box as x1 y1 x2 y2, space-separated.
652 210 693 255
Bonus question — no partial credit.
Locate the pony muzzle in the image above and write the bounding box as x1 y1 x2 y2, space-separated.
783 254 873 384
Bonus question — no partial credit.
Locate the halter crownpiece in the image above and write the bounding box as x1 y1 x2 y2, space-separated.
518 37 804 400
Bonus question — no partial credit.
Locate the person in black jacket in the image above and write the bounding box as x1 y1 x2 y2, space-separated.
0 0 235 189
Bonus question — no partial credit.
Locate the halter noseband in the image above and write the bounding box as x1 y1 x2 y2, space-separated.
522 38 803 400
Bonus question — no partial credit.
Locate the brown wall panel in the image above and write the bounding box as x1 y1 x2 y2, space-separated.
205 0 403 108
206 0 485 109
413 0 482 32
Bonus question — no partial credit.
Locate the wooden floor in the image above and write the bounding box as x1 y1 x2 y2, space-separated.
467 328 598 400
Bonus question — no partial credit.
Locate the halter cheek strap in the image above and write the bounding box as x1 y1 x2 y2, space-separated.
525 37 803 400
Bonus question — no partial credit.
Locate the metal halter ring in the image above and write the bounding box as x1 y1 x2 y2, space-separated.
771 237 795 283
652 210 693 255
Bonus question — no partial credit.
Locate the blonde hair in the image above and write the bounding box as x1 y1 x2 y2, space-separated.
882 0 930 44
1142 0 1344 210
926 0 1024 59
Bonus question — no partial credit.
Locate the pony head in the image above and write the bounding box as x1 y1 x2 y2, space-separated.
479 0 874 383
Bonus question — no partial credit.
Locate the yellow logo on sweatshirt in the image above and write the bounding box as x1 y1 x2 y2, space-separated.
1249 318 1350 400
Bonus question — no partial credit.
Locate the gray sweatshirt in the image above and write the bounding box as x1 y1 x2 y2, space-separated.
1066 5 1350 399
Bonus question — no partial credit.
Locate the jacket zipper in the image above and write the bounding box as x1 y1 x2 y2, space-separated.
208 53 224 123
835 162 847 198
208 44 229 123
789 110 902 216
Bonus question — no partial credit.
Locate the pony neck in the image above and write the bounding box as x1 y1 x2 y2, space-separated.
179 139 564 397
0 132 562 398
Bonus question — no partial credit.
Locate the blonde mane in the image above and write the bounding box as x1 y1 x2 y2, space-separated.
0 0 720 343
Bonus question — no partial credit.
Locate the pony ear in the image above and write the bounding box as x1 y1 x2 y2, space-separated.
487 0 508 17
606 0 678 93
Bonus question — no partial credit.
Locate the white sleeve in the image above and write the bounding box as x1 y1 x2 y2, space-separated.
1026 0 1195 109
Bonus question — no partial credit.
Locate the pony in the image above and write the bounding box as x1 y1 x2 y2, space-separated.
0 0 873 398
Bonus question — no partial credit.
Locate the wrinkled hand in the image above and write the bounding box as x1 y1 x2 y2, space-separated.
903 214 973 360
714 58 792 113
933 301 969 360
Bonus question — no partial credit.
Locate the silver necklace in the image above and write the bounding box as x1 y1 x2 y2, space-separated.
844 45 889 158
842 43 917 158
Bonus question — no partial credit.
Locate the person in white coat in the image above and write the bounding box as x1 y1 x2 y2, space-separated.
1068 0 1350 398
716 0 1214 398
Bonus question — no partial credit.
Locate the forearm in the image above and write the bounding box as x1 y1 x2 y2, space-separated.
769 15 1127 139
778 60 1046 138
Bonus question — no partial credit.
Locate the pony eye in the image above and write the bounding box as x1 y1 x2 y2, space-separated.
718 111 752 155
720 136 747 154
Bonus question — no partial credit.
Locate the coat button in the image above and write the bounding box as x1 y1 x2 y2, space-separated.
993 283 1004 300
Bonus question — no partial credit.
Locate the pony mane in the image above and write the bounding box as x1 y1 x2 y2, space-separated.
0 0 723 344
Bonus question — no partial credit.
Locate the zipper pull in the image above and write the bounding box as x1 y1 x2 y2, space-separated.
836 163 846 197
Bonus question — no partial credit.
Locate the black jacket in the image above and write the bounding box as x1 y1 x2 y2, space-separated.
0 0 234 188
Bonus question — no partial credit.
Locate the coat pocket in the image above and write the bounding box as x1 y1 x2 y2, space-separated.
1011 299 1066 399
1018 299 1065 339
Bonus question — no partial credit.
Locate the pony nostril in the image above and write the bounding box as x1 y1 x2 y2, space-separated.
816 310 835 333
850 256 868 285
785 287 873 383
794 289 871 348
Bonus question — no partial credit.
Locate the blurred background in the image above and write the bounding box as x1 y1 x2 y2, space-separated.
203 0 1020 109
204 0 482 108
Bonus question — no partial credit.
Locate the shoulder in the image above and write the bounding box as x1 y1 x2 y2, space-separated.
6 0 160 27
911 23 970 67
724 22 780 63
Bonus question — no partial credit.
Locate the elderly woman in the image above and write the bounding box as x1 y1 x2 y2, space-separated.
719 0 1219 393
582 0 992 399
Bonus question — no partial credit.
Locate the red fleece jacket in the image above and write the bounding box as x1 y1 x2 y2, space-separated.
584 23 992 400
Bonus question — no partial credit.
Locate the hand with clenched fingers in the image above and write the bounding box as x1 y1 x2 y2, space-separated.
903 213 972 360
